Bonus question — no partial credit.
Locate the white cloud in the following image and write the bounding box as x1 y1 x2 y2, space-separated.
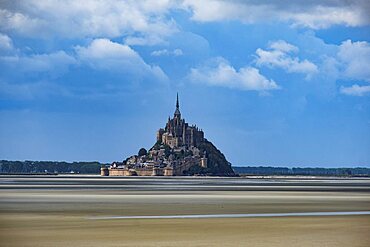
0 38 167 81
0 8 48 36
0 50 76 74
189 58 279 91
151 49 169 56
325 40 370 97
255 40 318 77
0 33 13 51
260 38 370 97
182 0 370 29
340 84 370 96
0 0 177 44
337 40 370 82
75 38 167 80
269 40 298 53
151 48 183 56
1 0 367 46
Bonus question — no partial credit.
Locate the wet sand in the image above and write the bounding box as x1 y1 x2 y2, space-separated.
89 211 370 219
0 175 369 246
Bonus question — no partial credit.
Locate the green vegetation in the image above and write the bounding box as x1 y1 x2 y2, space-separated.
197 139 235 176
234 166 370 177
0 160 107 174
138 148 147 156
150 138 235 176
150 142 172 158
1 159 368 176
150 140 162 150
184 165 211 175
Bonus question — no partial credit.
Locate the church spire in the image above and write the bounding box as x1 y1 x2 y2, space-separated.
174 93 181 119
176 92 179 109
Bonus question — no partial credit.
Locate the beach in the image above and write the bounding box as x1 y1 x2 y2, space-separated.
0 175 369 246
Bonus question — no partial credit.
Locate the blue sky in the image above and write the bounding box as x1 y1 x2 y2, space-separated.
0 0 369 167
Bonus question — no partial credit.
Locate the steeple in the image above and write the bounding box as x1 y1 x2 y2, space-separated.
174 93 181 118
177 93 179 108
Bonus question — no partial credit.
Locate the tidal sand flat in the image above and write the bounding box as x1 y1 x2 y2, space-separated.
0 176 369 246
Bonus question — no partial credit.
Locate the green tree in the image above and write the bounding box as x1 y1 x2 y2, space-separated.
138 148 147 156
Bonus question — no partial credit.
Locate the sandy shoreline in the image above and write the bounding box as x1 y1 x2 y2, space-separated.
1 176 369 246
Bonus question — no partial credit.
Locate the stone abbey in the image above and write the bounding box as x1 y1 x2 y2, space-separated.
102 94 235 176
157 94 205 149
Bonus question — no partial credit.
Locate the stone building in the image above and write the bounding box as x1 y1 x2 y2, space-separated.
104 94 210 176
157 94 204 149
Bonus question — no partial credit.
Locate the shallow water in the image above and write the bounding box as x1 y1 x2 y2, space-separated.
89 211 370 220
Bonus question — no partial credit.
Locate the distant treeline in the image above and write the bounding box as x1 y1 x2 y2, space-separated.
0 160 107 174
233 166 370 177
1 160 369 176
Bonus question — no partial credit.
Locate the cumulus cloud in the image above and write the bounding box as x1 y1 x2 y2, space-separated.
189 58 279 91
1 0 367 45
151 48 183 56
0 0 177 44
75 38 167 80
255 40 318 77
328 40 370 97
269 40 298 53
0 38 167 83
337 40 370 82
0 8 48 36
0 33 13 51
182 0 370 29
340 84 370 96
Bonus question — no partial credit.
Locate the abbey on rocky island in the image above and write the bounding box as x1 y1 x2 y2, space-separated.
102 94 235 176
